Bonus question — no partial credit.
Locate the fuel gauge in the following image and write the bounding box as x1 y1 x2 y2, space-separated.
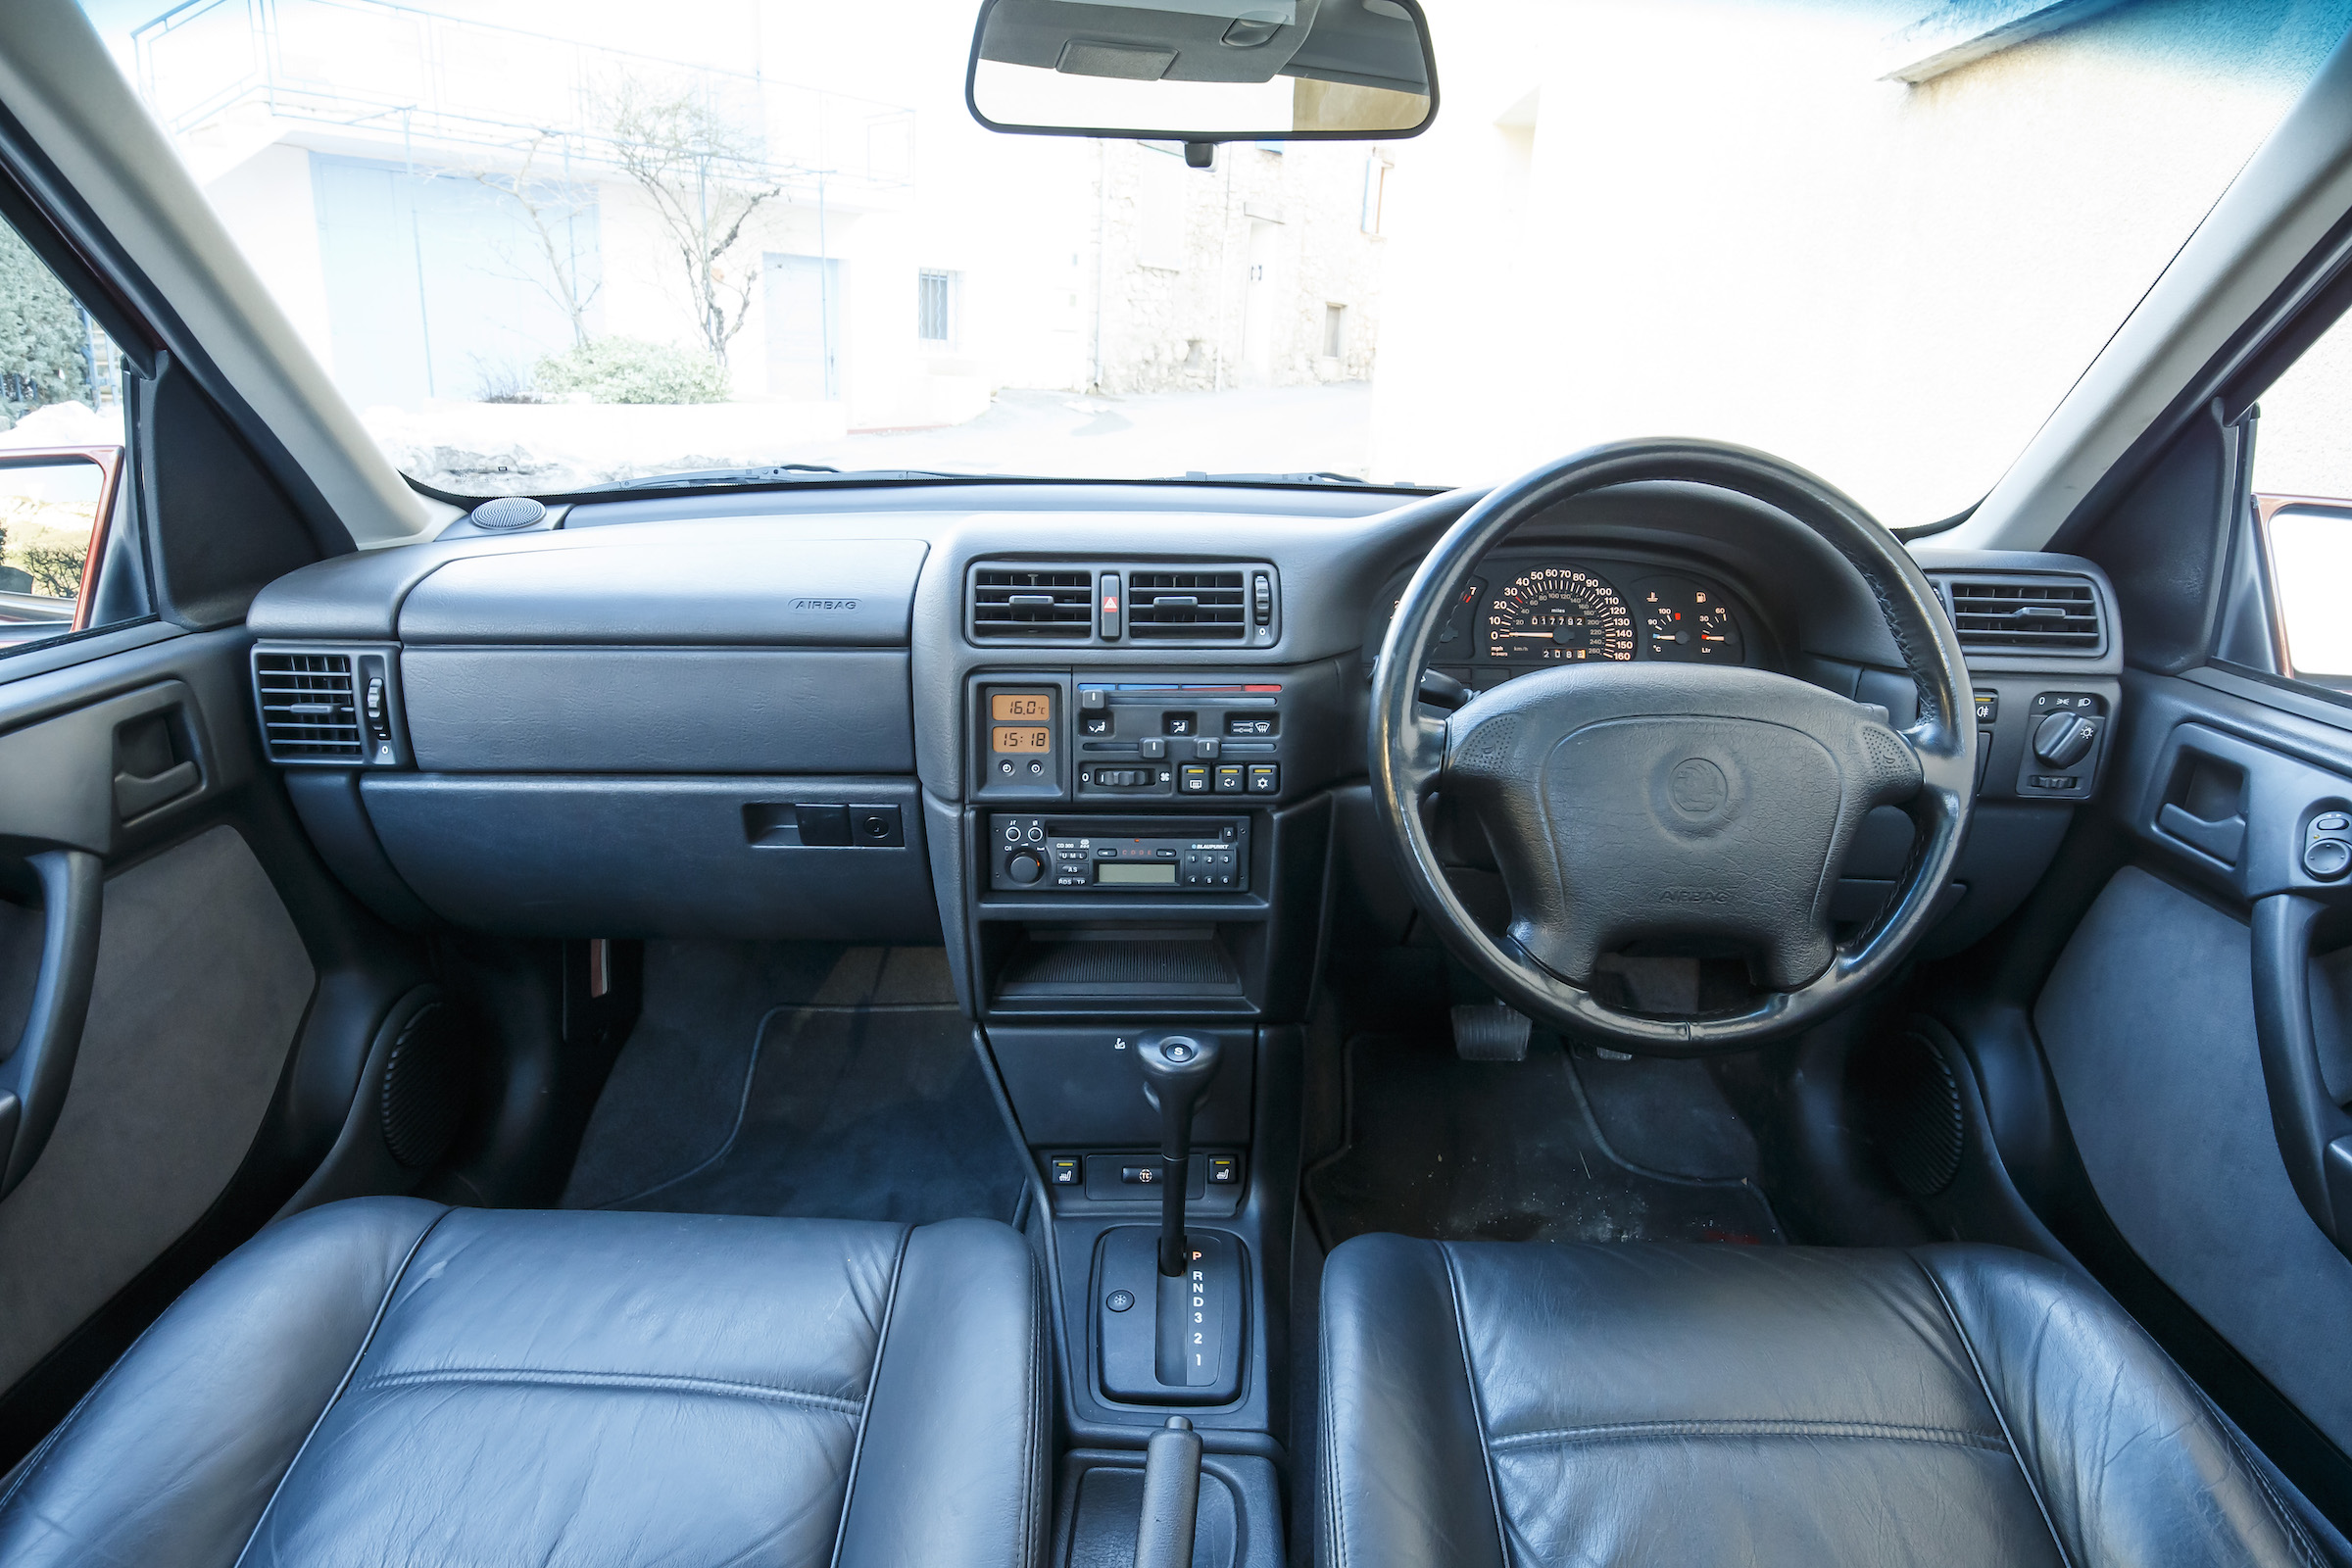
1633 575 1742 662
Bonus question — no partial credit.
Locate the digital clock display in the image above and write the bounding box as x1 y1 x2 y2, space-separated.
991 693 1052 721
993 725 1052 753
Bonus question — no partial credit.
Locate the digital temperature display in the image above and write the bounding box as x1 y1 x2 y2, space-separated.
991 693 1052 721
993 726 1052 753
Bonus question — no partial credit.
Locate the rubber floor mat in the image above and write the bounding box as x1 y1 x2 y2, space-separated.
1304 1030 1782 1248
565 946 1028 1225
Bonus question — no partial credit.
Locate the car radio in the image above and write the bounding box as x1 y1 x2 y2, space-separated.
989 814 1249 892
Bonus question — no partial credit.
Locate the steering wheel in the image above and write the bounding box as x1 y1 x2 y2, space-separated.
1369 439 1975 1054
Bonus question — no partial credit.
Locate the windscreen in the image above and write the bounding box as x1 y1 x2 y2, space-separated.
69 0 2352 521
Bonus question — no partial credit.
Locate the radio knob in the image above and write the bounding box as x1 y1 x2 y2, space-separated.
1007 852 1045 885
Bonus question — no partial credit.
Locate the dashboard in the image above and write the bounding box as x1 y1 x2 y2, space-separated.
240 477 2123 1024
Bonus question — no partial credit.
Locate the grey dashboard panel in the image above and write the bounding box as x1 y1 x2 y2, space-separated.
400 648 912 773
360 774 937 940
397 535 926 646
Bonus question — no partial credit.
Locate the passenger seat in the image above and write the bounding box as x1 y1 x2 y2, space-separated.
0 1200 1046 1567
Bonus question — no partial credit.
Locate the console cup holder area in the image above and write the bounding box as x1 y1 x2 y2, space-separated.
995 926 1243 1004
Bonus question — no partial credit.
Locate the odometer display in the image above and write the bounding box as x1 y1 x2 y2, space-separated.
1485 566 1636 663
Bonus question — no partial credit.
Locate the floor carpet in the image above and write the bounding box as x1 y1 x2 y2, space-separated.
1303 1029 1782 1248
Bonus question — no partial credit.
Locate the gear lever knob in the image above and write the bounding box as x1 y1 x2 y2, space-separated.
1133 1034 1220 1276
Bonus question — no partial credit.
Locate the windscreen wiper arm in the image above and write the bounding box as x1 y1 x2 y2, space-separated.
1168 470 1388 485
585 465 973 492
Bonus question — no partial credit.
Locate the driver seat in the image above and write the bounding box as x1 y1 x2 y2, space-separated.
1318 1237 2321 1566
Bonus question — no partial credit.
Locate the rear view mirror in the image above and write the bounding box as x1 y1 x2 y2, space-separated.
0 446 122 645
968 0 1437 144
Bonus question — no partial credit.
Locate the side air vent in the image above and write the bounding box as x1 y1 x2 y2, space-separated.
1128 569 1248 641
1938 575 2104 654
971 567 1095 639
254 651 364 760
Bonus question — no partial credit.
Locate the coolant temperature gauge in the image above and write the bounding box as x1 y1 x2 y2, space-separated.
1634 575 1742 662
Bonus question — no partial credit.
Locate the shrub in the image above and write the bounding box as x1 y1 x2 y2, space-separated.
532 337 729 405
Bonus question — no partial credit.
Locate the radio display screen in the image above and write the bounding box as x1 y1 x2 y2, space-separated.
990 693 1053 722
993 725 1052 753
1097 861 1176 886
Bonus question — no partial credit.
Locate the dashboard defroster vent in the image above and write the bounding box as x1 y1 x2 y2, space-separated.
1127 570 1248 641
255 651 364 760
971 567 1095 639
1937 575 2104 654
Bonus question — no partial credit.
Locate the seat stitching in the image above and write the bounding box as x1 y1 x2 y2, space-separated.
1490 1418 2009 1452
824 1224 912 1568
2187 1379 2326 1568
1439 1243 1516 1568
1321 1259 1348 1568
1020 1240 1049 1568
231 1207 451 1568
1910 1254 2078 1568
346 1367 863 1412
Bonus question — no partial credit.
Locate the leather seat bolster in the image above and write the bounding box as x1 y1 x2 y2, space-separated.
1914 1245 2323 1568
838 1218 1050 1568
1317 1233 1506 1568
0 1196 447 1568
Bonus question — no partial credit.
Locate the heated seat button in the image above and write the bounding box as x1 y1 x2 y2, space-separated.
1207 1154 1240 1184
1049 1157 1080 1185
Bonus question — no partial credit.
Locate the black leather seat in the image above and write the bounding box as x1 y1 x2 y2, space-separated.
1319 1237 2322 1566
0 1199 1047 1567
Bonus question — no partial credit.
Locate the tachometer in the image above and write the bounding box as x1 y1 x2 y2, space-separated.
1485 566 1636 663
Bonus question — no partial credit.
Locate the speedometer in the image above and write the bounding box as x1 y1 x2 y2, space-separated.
1485 566 1636 663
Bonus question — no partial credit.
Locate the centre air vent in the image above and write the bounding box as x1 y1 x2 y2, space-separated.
1937 574 2104 654
1127 569 1248 641
971 567 1095 640
254 651 364 760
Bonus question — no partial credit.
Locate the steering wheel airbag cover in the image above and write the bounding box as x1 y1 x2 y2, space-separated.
1446 663 1924 990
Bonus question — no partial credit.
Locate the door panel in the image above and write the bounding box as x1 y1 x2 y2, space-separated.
0 824 312 1391
2035 862 2352 1448
0 624 430 1461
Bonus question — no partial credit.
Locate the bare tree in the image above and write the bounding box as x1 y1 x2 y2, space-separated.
468 132 602 348
601 80 782 370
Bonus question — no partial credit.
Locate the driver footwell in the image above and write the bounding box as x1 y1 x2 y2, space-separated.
1302 1029 1783 1248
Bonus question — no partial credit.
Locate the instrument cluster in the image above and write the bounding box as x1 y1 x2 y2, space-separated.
1418 557 1748 678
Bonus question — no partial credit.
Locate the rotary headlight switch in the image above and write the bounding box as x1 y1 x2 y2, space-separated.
2033 710 2099 769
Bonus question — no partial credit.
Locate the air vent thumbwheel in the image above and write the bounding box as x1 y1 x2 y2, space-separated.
379 999 470 1170
1851 1026 1965 1200
468 496 547 531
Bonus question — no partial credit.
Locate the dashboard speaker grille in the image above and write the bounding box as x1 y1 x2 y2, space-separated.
1939 575 2103 653
255 651 364 760
1127 569 1247 640
971 567 1094 638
